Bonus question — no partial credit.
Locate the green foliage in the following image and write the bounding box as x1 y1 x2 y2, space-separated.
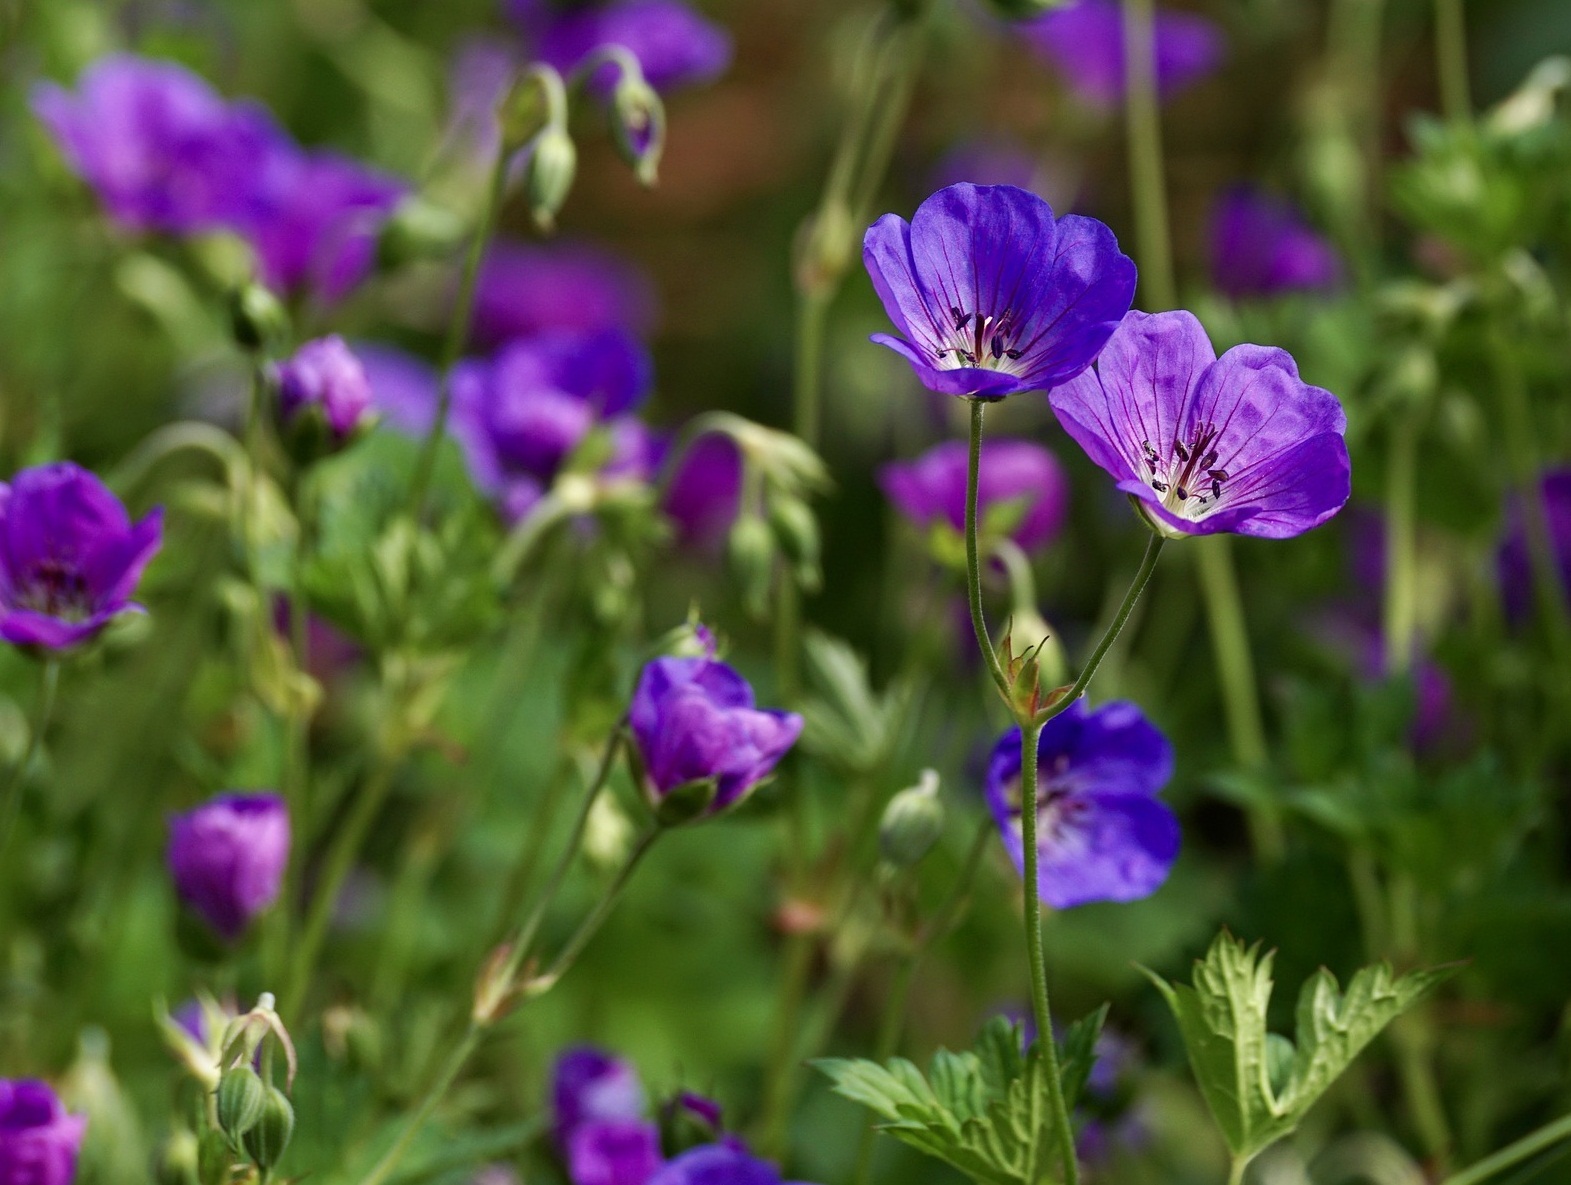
816 1010 1105 1185
1143 932 1453 1165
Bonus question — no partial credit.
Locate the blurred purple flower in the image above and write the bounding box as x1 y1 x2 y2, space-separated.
662 435 743 549
446 38 522 167
271 597 362 684
474 240 657 347
274 335 375 446
0 1080 87 1185
1020 0 1224 108
864 183 1136 398
31 54 289 234
647 1141 813 1185
1497 470 1571 624
1051 310 1350 539
512 0 733 93
629 656 803 813
881 438 1069 553
355 342 441 436
932 139 1045 194
567 1120 664 1185
1210 185 1341 300
984 699 1178 908
166 792 290 942
553 1047 647 1151
244 150 405 304
0 462 163 651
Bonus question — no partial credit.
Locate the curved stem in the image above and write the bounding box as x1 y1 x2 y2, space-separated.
1055 534 1163 711
1228 1153 1250 1185
1433 0 1472 125
964 399 1012 701
0 660 60 862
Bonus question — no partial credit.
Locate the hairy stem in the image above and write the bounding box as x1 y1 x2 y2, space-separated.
964 399 1012 701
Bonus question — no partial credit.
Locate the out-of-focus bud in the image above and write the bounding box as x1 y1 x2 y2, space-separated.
768 496 821 593
376 198 467 269
650 613 719 660
727 515 775 617
240 1087 294 1172
610 73 666 186
795 201 857 295
158 1131 201 1185
525 127 577 233
473 944 521 1025
659 1091 723 1157
216 1067 266 1143
228 283 288 353
879 770 945 867
197 1130 232 1185
584 793 634 872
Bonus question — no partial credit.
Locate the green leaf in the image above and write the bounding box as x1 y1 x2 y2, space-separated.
1057 1004 1109 1111
1144 932 1453 1164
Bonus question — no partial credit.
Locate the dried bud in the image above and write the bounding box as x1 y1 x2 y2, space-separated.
879 770 945 867
216 1066 266 1143
473 944 521 1024
525 127 577 233
240 1086 294 1171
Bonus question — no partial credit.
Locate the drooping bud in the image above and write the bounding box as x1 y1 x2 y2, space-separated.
879 770 945 867
727 515 775 618
609 73 666 186
376 197 467 270
525 127 577 233
768 496 822 593
239 1087 294 1171
215 1066 266 1144
228 283 288 353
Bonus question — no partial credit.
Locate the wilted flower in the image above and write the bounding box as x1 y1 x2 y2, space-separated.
662 434 744 548
0 1080 88 1185
1050 310 1350 539
31 54 289 234
864 183 1136 398
513 0 733 93
1210 185 1342 300
166 793 290 942
0 462 163 652
552 1047 647 1151
273 335 375 450
983 699 1178 908
629 655 803 815
1019 0 1224 108
881 438 1070 554
567 1120 663 1185
473 240 657 347
1497 469 1571 624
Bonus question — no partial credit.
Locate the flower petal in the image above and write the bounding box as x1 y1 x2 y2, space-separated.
1036 793 1180 908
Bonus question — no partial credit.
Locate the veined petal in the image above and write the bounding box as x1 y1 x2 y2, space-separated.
1036 793 1180 909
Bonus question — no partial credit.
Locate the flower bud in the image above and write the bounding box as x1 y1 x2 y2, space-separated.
376 197 467 270
239 1087 294 1171
216 1066 266 1143
197 1129 232 1185
610 74 666 186
879 770 945 867
768 496 821 592
228 283 288 353
525 127 577 233
654 778 720 827
659 1092 723 1157
727 515 775 617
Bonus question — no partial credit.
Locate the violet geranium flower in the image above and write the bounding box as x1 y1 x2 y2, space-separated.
274 335 376 450
166 793 290 942
473 240 657 347
513 0 734 93
662 434 744 549
552 1047 648 1150
1497 470 1571 624
881 438 1070 554
864 183 1136 398
647 1141 815 1185
1019 0 1224 109
983 699 1178 908
0 1080 87 1185
629 655 803 814
1050 310 1351 539
31 54 290 235
1210 185 1342 300
0 463 164 652
566 1120 664 1185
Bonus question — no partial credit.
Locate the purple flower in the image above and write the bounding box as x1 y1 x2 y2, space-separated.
244 150 405 304
0 463 163 651
165 792 290 942
662 435 743 548
474 240 657 347
515 0 733 93
983 699 1178 908
880 438 1070 553
629 656 803 813
0 1080 87 1185
31 55 289 234
932 139 1047 194
274 336 375 447
647 1142 812 1185
567 1120 664 1185
864 183 1136 398
1497 470 1571 624
553 1047 647 1151
1050 310 1350 539
1019 0 1224 108
354 343 441 436
1210 185 1342 300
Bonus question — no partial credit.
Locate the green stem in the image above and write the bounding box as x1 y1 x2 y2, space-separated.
1057 534 1163 709
0 660 60 862
408 142 509 518
1228 1153 1251 1185
1383 418 1421 677
282 752 400 1020
1442 1113 1571 1185
1433 0 1472 125
1016 718 1077 1185
357 1022 483 1185
758 930 816 1157
964 399 1012 701
1121 0 1175 311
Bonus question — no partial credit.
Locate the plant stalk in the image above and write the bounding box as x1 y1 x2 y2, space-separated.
0 659 60 863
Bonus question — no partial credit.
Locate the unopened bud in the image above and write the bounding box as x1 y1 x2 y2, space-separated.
216 1066 266 1143
240 1086 294 1171
727 515 775 618
879 770 945 867
376 198 467 269
229 283 288 353
610 75 666 185
525 127 577 233
197 1130 232 1185
768 496 821 592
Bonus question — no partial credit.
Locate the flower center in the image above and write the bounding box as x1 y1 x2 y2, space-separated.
1005 760 1085 844
18 556 92 621
1141 422 1230 518
931 305 1027 374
